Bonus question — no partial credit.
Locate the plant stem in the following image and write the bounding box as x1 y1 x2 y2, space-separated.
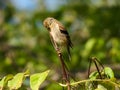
57 52 71 90
60 79 120 88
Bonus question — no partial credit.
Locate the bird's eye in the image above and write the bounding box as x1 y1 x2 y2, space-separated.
46 26 50 31
45 24 50 30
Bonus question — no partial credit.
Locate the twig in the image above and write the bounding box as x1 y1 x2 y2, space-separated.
59 79 120 88
89 57 104 79
93 60 103 79
57 52 71 90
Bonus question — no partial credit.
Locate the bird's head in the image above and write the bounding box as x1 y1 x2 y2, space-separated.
43 17 54 30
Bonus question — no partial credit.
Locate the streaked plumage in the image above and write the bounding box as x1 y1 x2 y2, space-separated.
43 17 72 60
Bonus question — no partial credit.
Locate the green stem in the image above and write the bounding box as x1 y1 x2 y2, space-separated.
59 79 120 88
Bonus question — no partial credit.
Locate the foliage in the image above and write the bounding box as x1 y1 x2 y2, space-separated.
0 66 120 90
60 67 120 90
0 70 49 90
30 70 50 90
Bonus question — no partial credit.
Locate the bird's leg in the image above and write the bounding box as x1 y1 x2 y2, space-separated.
56 46 61 55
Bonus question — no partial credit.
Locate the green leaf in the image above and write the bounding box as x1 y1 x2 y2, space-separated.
89 71 98 80
0 77 6 90
85 81 94 90
8 73 25 90
24 69 30 77
95 84 107 90
0 74 13 90
104 67 114 78
30 70 50 90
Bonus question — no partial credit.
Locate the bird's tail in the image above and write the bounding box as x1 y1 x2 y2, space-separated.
67 38 73 61
67 45 72 61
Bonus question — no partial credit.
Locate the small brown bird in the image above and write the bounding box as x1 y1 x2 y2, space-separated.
43 17 72 60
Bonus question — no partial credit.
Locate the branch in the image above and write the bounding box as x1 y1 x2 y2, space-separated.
59 79 120 88
57 52 71 90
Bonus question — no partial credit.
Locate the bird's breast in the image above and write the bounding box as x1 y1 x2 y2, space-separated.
50 29 67 45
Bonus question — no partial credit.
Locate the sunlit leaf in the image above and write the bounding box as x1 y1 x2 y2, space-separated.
95 84 107 90
8 73 25 90
89 71 98 80
30 70 50 90
0 77 6 90
0 74 13 90
104 67 114 78
85 81 94 90
24 69 30 77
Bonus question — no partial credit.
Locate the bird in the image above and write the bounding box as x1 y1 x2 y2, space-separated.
43 17 72 60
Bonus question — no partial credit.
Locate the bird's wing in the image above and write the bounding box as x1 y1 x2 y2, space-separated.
59 24 73 48
57 22 73 60
56 21 72 47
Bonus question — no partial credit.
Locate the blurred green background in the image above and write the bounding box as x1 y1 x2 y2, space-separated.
0 0 120 89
